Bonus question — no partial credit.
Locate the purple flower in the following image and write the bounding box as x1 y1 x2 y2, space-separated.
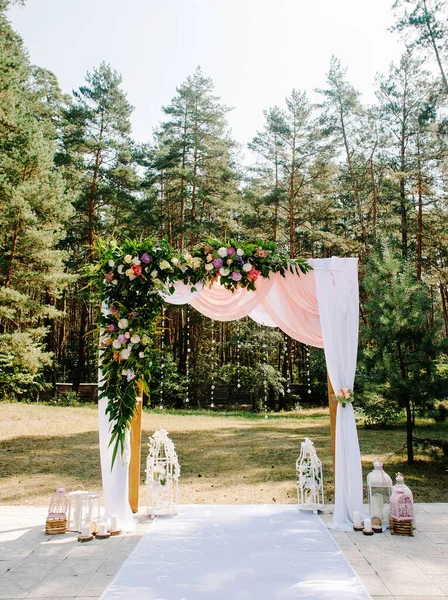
236 256 244 266
232 271 242 281
141 253 151 264
213 258 223 269
108 324 115 331
118 334 126 344
227 247 236 256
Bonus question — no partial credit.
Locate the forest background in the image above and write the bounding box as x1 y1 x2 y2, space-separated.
1 0 447 463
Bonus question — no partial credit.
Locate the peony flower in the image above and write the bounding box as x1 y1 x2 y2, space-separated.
205 263 214 271
117 265 124 274
120 348 131 360
131 334 140 344
141 252 151 264
248 267 261 281
112 339 122 349
159 260 171 270
108 259 115 267
218 247 228 258
206 253 213 262
227 247 236 256
232 271 242 281
213 258 223 269
108 324 115 331
242 263 252 272
124 254 133 264
132 257 141 265
118 318 129 329
118 334 126 344
236 248 244 256
132 264 142 276
150 270 158 278
220 267 230 276
105 271 114 283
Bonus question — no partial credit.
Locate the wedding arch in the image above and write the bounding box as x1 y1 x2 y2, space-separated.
93 238 363 531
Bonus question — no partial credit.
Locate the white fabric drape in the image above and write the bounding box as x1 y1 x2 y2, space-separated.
310 258 363 530
99 258 363 530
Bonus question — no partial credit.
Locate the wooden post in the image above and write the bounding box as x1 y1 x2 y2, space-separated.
327 374 337 470
129 380 143 513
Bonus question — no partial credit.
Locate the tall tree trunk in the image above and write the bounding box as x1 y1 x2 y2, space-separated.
273 139 279 244
4 217 20 288
88 110 104 259
397 341 414 464
339 107 369 250
73 300 88 393
288 134 296 258
423 0 448 94
400 92 408 259
440 283 448 337
179 109 188 251
369 153 378 235
416 133 423 280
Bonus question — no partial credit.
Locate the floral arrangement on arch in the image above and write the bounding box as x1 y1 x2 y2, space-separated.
90 236 312 465
334 387 353 407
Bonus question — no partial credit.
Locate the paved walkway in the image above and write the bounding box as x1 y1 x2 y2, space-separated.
1 504 448 599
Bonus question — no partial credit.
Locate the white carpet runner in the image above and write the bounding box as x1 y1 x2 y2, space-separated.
101 505 371 600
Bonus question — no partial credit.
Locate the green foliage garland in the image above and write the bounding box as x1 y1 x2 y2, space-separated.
91 236 311 466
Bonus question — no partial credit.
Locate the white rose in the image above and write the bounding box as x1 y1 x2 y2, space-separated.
191 257 202 269
236 249 244 256
124 254 133 264
120 348 131 360
108 259 115 267
242 263 252 272
150 270 158 278
205 263 214 271
132 257 141 265
139 351 145 358
218 247 228 258
206 253 213 262
129 274 136 280
112 279 118 285
118 318 128 329
220 267 230 276
112 339 122 349
130 335 140 344
125 268 134 277
117 265 124 274
227 259 233 265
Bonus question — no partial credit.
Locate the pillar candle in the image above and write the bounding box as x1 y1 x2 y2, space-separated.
81 524 91 537
110 515 118 531
353 511 362 527
363 517 372 532
371 493 384 519
98 522 107 535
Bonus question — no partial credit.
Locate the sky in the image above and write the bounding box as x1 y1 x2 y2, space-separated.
7 0 405 150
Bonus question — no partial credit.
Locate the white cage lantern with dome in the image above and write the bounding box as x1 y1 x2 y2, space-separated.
146 429 180 516
67 485 101 533
367 459 393 531
296 437 324 513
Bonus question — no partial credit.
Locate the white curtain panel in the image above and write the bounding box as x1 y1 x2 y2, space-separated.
99 258 363 529
310 258 364 530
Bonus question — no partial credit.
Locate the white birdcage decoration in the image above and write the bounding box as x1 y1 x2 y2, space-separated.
45 487 69 535
296 437 324 513
67 485 101 533
390 472 415 535
367 458 393 531
146 429 180 516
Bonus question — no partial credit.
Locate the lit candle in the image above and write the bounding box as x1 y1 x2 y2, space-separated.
98 522 108 535
81 524 91 538
110 515 118 531
353 511 362 527
363 517 372 533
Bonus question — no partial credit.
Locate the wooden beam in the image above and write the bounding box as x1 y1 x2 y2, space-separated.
327 374 337 470
129 381 143 513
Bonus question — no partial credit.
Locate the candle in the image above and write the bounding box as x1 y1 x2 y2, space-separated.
353 511 362 527
110 515 118 531
371 493 384 519
81 524 91 538
98 522 107 535
363 517 372 532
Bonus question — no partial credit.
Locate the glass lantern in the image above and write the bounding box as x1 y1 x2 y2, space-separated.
146 429 180 516
67 485 101 533
296 437 324 514
45 487 69 534
367 458 392 531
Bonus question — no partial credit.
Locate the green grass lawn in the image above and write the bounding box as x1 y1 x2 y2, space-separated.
0 402 446 506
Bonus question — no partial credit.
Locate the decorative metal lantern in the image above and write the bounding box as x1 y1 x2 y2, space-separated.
296 437 324 514
367 458 392 531
390 487 414 536
392 472 413 501
45 487 69 535
67 485 101 533
146 429 180 516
